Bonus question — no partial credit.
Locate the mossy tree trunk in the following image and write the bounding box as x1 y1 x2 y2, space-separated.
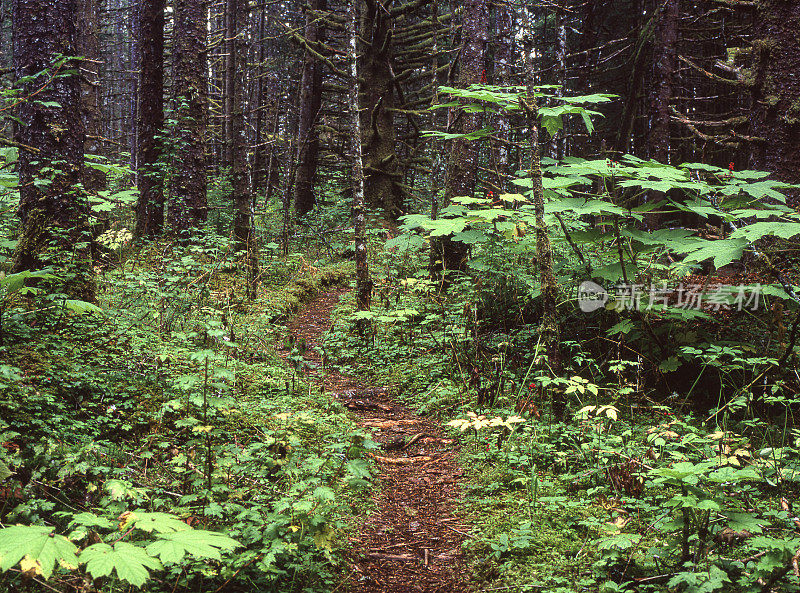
522 36 564 421
12 0 95 300
750 0 800 206
359 0 405 220
170 0 208 234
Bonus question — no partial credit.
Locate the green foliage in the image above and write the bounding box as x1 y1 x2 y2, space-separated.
0 232 374 592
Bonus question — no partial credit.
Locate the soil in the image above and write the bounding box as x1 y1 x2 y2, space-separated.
283 287 471 593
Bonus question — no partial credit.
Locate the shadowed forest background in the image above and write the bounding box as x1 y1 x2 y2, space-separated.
0 0 800 591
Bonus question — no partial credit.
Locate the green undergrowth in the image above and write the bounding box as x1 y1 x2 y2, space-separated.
0 241 376 592
261 260 354 324
320 247 800 592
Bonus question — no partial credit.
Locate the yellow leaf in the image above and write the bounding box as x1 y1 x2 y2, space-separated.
611 515 631 529
20 555 42 577
118 511 136 531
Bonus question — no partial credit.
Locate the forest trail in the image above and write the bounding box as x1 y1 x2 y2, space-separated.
283 288 470 593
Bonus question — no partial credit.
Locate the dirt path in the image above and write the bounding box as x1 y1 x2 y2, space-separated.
283 288 470 593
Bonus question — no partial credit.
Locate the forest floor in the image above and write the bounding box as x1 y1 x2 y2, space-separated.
283 288 471 593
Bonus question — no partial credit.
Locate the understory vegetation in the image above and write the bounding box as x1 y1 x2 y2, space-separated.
310 89 800 590
1 11 800 590
3 81 800 591
0 219 380 591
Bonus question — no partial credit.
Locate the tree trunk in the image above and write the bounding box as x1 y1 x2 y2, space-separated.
431 0 488 277
645 0 679 229
293 0 326 217
229 0 257 297
648 0 679 164
492 0 513 178
750 1 800 206
360 0 405 220
347 0 371 318
134 0 165 237
223 0 235 168
77 0 106 193
522 36 564 420
553 6 567 160
252 3 266 196
12 0 95 300
170 0 208 234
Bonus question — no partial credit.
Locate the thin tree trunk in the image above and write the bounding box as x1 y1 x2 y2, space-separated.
134 0 165 237
522 35 564 421
170 0 208 234
223 0 235 168
644 0 679 230
12 0 95 300
229 0 257 297
129 4 139 177
493 0 513 177
649 0 679 164
252 3 266 195
553 6 567 160
347 0 371 316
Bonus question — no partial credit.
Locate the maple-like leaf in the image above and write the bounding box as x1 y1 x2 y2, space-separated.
0 525 79 579
146 530 240 564
80 542 162 588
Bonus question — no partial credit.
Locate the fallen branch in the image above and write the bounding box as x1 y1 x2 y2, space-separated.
371 455 433 465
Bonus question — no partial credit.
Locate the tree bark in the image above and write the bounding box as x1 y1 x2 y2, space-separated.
12 0 95 300
347 0 372 317
648 0 679 164
431 0 488 277
645 0 679 229
492 0 513 177
170 0 208 234
229 0 258 297
77 0 106 193
750 0 800 206
360 0 405 220
134 0 165 237
252 3 266 196
522 36 564 420
223 0 235 168
293 0 326 217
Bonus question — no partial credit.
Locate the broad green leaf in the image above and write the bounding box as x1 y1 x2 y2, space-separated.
731 222 800 242
146 530 239 564
68 513 115 531
63 300 103 315
0 525 79 579
130 512 190 534
675 238 748 269
80 542 162 588
0 270 57 293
